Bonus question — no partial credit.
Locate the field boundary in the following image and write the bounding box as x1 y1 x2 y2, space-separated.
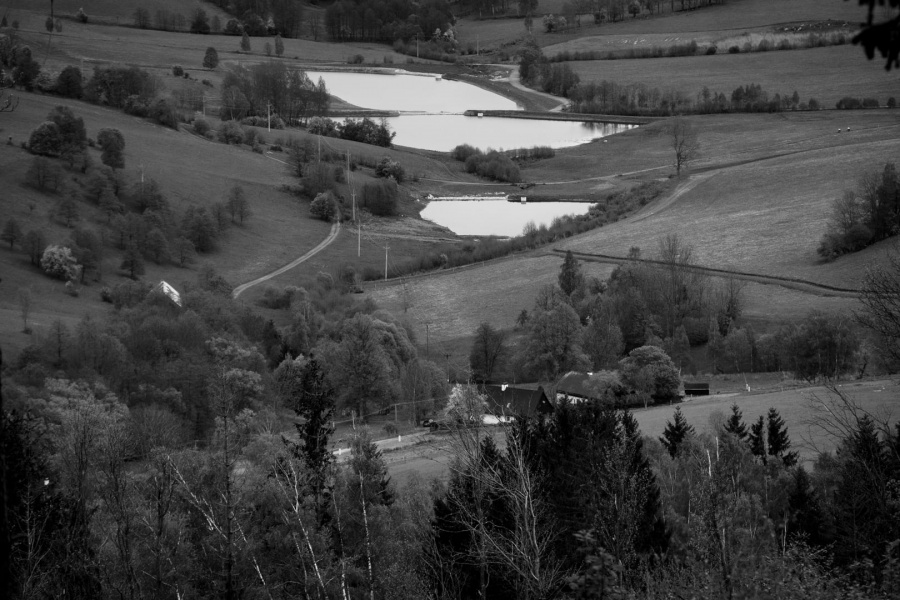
552 248 862 296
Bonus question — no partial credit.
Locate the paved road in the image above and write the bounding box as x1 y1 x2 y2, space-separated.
232 221 340 299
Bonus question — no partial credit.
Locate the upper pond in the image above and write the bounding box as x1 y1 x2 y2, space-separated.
308 70 633 152
419 199 593 237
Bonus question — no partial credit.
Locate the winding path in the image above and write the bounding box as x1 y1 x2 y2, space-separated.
232 221 341 299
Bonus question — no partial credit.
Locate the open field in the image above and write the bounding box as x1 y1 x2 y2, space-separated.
454 0 863 51
383 378 900 485
566 45 898 108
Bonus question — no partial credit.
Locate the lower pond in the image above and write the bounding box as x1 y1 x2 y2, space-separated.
420 199 593 237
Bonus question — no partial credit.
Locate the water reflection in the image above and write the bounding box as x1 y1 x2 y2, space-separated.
420 200 592 237
307 70 518 113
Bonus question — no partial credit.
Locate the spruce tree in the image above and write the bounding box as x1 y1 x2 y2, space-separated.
787 466 825 545
724 403 748 441
558 249 584 297
766 407 798 467
660 406 694 458
749 415 766 464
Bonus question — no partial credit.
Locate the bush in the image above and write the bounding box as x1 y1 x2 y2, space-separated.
451 143 480 162
888 97 897 108
728 46 740 54
76 8 88 23
705 46 717 55
375 157 405 182
149 98 178 128
218 121 244 144
862 98 880 108
260 285 298 309
172 65 184 77
348 54 365 64
836 96 862 109
192 118 211 136
310 191 337 221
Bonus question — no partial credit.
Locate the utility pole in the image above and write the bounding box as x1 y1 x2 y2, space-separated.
384 244 389 281
347 150 356 221
357 221 361 257
267 101 271 132
444 352 451 383
425 323 430 358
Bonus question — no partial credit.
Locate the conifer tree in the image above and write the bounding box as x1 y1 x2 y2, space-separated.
558 250 584 297
749 415 766 464
660 406 694 458
240 30 251 52
724 403 748 441
787 466 825 545
766 407 798 467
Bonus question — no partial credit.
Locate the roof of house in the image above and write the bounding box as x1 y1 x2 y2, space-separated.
555 372 596 399
481 384 553 417
152 280 182 306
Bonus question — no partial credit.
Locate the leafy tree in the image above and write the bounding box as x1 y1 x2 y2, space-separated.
144 228 170 264
2 218 23 249
469 322 506 382
521 294 589 381
11 45 40 90
749 415 766 464
120 242 145 279
724 403 748 441
274 34 284 56
226 185 249 224
26 156 64 192
23 229 48 265
47 106 87 153
310 191 337 221
203 46 219 69
173 237 196 266
660 406 694 458
97 128 125 170
133 7 150 28
240 30 251 51
778 311 860 381
56 66 83 98
41 244 78 279
558 249 584 297
619 345 681 403
766 408 798 467
28 121 63 156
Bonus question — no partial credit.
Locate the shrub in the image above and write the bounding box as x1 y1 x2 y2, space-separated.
375 157 405 182
149 98 178 128
310 191 337 221
76 8 88 23
40 245 78 280
109 280 152 309
705 46 717 55
861 98 880 108
260 285 297 309
193 118 211 136
808 98 820 110
348 54 364 64
728 46 740 54
451 143 480 162
218 121 244 144
836 96 862 109
888 97 897 108
172 65 184 77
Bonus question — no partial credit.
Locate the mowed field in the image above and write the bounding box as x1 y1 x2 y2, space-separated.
384 378 900 485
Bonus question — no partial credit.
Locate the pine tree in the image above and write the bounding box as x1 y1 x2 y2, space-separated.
749 415 766 464
1 218 23 249
724 403 748 441
558 250 584 297
660 406 694 458
766 407 798 467
787 466 825 545
240 30 251 52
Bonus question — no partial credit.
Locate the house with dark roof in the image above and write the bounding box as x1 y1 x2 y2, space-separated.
480 384 554 419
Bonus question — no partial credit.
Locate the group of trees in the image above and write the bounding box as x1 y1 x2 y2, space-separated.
307 116 395 147
818 162 900 260
220 62 329 124
324 0 455 43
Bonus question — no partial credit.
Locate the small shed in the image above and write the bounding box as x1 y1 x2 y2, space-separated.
151 280 182 307
684 381 710 397
481 384 554 419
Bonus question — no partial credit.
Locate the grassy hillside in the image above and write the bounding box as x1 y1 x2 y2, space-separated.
566 45 898 108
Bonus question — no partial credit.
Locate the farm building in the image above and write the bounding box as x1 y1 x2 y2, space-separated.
480 384 554 418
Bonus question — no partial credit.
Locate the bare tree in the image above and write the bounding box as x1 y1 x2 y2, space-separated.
667 116 700 176
857 242 900 368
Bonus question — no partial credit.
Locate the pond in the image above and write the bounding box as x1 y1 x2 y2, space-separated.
419 199 593 237
308 70 633 152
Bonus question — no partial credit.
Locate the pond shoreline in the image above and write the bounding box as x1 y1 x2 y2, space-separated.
462 110 656 126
